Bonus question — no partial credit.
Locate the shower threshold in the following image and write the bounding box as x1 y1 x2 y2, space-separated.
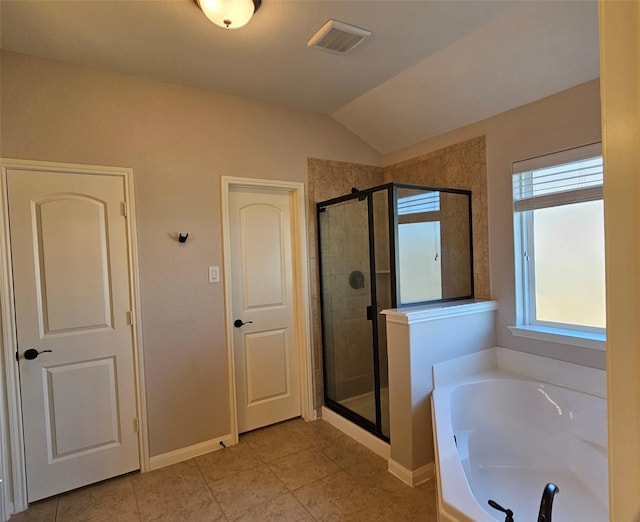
338 387 390 438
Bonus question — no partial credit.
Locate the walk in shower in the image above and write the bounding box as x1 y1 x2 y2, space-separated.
317 183 473 441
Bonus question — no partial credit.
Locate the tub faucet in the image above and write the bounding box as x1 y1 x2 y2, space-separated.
487 499 514 522
537 483 559 522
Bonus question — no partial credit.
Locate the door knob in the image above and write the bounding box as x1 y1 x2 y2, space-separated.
23 348 53 360
234 319 253 328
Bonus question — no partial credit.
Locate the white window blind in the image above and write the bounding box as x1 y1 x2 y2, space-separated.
397 191 440 215
513 143 603 212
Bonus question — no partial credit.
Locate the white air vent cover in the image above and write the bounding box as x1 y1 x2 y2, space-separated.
307 20 372 55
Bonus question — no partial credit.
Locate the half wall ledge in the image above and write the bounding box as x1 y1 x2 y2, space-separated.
382 299 498 485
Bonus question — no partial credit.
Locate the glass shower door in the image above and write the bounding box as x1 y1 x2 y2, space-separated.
318 197 377 430
371 189 391 439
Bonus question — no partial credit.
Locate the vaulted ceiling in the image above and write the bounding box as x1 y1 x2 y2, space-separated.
0 0 600 154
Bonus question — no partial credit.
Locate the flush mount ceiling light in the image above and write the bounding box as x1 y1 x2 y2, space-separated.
196 0 261 30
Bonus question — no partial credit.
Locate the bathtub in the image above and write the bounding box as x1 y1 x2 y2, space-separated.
432 371 608 522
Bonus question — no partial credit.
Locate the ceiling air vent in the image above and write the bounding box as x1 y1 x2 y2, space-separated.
307 20 372 55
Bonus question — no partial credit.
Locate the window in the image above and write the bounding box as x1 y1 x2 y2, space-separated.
397 191 440 215
511 143 605 348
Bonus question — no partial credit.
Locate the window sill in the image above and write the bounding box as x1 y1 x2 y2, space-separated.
508 325 606 351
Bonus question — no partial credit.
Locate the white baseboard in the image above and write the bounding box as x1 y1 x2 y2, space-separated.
320 406 390 460
148 434 235 471
388 458 434 487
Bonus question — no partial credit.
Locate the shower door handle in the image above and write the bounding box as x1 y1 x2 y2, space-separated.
366 305 373 321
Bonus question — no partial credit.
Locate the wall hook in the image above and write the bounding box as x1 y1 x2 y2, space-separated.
178 233 189 243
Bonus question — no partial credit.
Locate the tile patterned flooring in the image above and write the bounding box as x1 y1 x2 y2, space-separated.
10 418 438 521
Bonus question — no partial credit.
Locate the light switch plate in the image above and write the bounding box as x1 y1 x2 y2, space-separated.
208 266 220 283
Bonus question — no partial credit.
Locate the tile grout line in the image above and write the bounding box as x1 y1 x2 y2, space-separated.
238 424 339 521
195 444 275 521
53 495 60 522
129 475 144 522
15 420 437 521
192 456 229 521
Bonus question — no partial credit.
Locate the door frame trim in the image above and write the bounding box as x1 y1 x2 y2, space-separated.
221 176 315 442
0 158 150 514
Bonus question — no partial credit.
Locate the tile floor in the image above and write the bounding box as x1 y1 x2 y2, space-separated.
10 418 438 521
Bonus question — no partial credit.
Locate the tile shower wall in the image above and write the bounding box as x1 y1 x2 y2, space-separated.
371 190 392 393
308 136 488 410
384 136 489 299
440 192 473 298
319 201 375 402
308 160 384 409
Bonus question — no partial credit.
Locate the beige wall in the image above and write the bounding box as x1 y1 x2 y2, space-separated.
0 51 607 461
0 51 381 457
385 79 605 370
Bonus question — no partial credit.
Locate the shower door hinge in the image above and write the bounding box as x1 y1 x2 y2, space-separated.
366 305 373 321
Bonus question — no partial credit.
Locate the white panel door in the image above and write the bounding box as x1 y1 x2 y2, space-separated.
7 168 139 501
229 186 301 433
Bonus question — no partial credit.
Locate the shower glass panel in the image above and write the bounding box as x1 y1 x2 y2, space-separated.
318 197 377 430
396 187 473 303
318 183 473 442
371 190 390 439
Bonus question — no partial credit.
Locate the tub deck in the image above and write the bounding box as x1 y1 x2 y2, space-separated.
432 370 608 522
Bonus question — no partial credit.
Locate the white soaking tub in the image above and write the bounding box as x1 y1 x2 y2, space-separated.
432 372 608 522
